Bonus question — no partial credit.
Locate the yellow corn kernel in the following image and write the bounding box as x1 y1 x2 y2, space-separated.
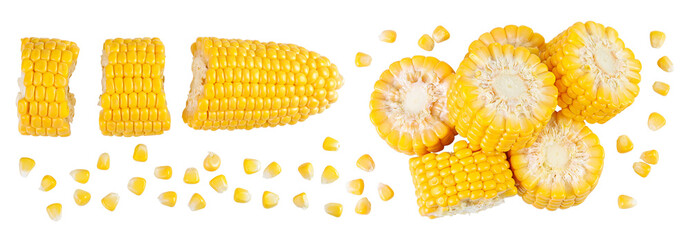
298 162 314 180
633 162 651 178
203 152 221 172
183 168 199 184
418 34 434 51
356 154 375 172
378 183 394 201
97 153 110 170
293 192 309 209
648 112 666 131
262 191 279 209
243 158 261 174
127 177 147 195
263 162 282 179
46 203 62 221
355 52 372 67
617 135 634 153
154 166 173 180
39 175 56 192
652 81 670 96
657 56 673 72
188 193 206 211
355 197 371 215
323 137 340 151
432 25 450 43
19 157 35 177
324 203 343 217
133 144 148 162
618 195 636 209
73 189 91 206
640 150 659 165
234 188 251 203
101 193 120 211
379 30 397 43
70 169 90 184
209 175 228 193
158 191 177 207
321 165 339 184
650 31 666 48
347 179 364 195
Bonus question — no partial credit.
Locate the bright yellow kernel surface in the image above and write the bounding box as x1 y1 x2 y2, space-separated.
19 157 36 177
432 25 450 43
633 162 651 178
321 165 339 184
70 169 90 184
378 183 394 201
243 158 261 175
188 193 206 211
203 152 221 172
293 192 309 209
650 31 666 48
154 166 173 179
101 193 120 211
209 175 228 193
74 189 91 206
127 177 147 195
648 112 666 131
97 153 110 170
158 191 177 207
618 195 636 209
323 137 340 151
298 162 314 180
263 162 281 179
46 203 62 221
356 154 375 172
324 203 343 217
652 81 670 96
617 135 634 153
418 34 434 51
262 191 279 209
347 179 364 195
355 197 371 215
40 175 56 192
657 56 673 72
234 188 251 203
640 150 659 165
183 168 199 184
379 30 397 43
133 144 148 162
355 52 372 67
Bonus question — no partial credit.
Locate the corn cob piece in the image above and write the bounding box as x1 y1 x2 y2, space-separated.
540 21 641 124
370 56 456 155
410 140 517 218
510 111 604 210
99 38 170 136
449 43 558 153
183 37 343 130
17 38 79 137
468 25 545 56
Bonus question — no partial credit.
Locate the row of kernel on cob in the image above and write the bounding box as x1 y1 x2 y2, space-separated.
17 37 343 137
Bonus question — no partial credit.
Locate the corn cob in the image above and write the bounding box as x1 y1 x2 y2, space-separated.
540 21 641 124
183 37 343 130
468 25 545 56
99 38 170 136
17 38 79 137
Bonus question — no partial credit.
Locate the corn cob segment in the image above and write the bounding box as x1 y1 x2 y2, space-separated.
468 25 545 56
540 21 641 124
509 111 604 210
183 37 343 131
370 56 456 155
99 38 170 136
449 43 558 153
17 38 79 137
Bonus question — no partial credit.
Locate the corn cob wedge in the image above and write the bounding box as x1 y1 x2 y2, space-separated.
468 25 545 56
17 38 79 136
540 21 641 124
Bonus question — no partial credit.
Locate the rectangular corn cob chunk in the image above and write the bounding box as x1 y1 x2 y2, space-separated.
17 38 79 137
99 38 170 136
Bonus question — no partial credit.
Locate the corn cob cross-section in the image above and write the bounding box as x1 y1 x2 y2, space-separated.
17 38 79 137
99 38 170 136
183 37 343 130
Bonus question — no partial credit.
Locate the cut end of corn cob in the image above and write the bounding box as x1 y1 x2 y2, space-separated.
262 191 279 209
324 203 343 217
182 37 343 131
321 165 339 184
657 56 673 72
418 34 434 51
617 135 634 153
97 153 110 170
432 26 450 43
298 162 314 180
633 161 651 178
40 175 56 192
356 154 375 172
183 168 200 184
19 157 36 177
234 188 251 203
243 158 261 174
370 56 456 155
510 112 603 211
263 162 282 178
127 177 147 195
101 193 120 211
133 144 148 162
648 112 666 131
355 197 371 215
640 150 658 165
652 81 670 96
323 137 340 151
650 31 666 48
293 192 309 209
203 152 221 172
379 30 397 43
154 166 173 180
188 193 206 211
347 179 365 195
158 191 177 207
355 52 372 67
46 203 62 221
209 175 228 193
378 183 395 202
70 169 90 184
73 189 91 206
17 38 79 137
468 25 544 56
618 195 636 209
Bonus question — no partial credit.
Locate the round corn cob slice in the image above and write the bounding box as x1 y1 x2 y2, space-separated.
370 56 456 155
449 43 558 153
540 21 641 124
410 140 517 218
509 111 604 210
468 25 545 56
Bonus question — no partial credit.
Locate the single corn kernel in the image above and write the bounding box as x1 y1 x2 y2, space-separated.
101 193 120 211
262 191 279 209
650 31 666 48
39 175 56 192
355 52 372 67
154 166 173 180
323 137 340 151
648 112 666 131
203 152 221 172
183 168 199 184
158 191 177 207
19 157 36 177
640 150 659 165
355 197 371 215
97 153 110 170
618 195 636 209
379 30 397 43
133 144 148 162
378 183 394 201
324 203 343 217
234 188 251 203
70 169 90 184
418 34 434 51
298 162 314 180
432 25 450 43
209 175 228 193
127 177 147 195
633 162 651 178
188 193 206 211
652 81 670 96
657 56 673 72
46 203 62 221
263 162 281 179
321 165 339 184
243 158 261 174
617 135 634 153
293 192 309 209
347 179 364 195
356 154 375 172
73 189 91 206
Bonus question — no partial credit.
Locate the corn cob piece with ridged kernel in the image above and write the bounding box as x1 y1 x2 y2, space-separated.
17 38 79 137
183 37 343 130
467 25 545 56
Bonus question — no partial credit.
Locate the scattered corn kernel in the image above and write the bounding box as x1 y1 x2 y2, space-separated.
355 197 371 215
321 165 339 184
298 162 314 180
262 191 279 209
73 189 91 206
19 157 35 177
97 153 110 170
127 177 147 195
640 150 659 165
243 158 261 174
657 56 673 72
234 188 251 203
293 192 309 209
324 203 343 217
158 191 177 207
101 193 120 211
70 169 89 184
183 168 199 184
188 193 206 211
46 203 62 221
133 144 148 162
648 112 666 131
633 162 651 178
652 81 670 96
347 179 364 195
323 137 340 151
418 34 434 51
618 195 636 209
209 175 228 193
378 183 394 201
203 152 221 172
617 135 634 153
379 30 397 43
154 166 173 180
39 175 56 192
355 52 372 67
650 31 666 48
432 25 450 43
356 154 375 172
263 162 282 179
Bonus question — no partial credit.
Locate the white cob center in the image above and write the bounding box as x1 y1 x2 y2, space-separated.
593 47 618 75
493 71 528 99
402 81 431 115
544 142 570 169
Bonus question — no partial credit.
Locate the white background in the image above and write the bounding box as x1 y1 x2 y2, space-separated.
0 0 687 239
